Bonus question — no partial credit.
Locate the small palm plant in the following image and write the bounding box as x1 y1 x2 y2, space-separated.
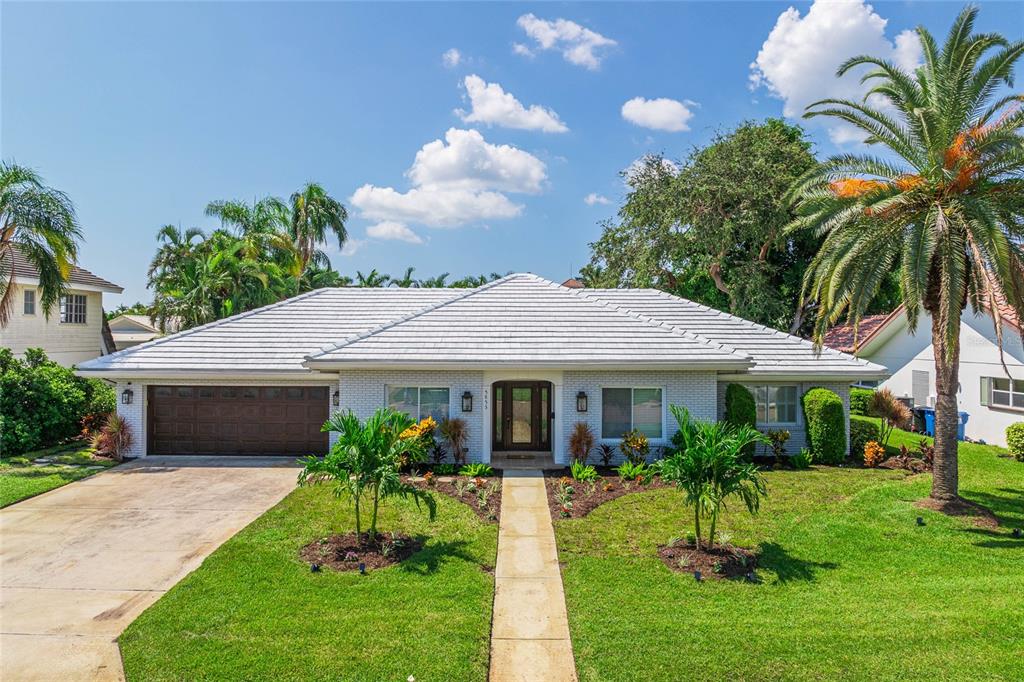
660 406 768 550
569 422 596 464
299 408 436 543
439 417 469 465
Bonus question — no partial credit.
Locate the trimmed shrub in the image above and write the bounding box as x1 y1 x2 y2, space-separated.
724 384 757 428
850 387 874 416
0 348 115 457
802 388 847 464
1007 422 1024 462
850 417 881 458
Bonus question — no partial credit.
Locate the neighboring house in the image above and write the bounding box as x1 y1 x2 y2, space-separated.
1 249 123 366
824 301 1023 447
108 314 177 350
77 273 885 461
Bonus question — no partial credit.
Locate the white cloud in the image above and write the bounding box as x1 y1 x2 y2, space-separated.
749 0 921 144
350 128 547 228
512 42 534 58
340 238 365 256
366 221 424 244
516 13 617 70
621 97 695 132
584 193 611 206
456 75 568 133
442 48 462 69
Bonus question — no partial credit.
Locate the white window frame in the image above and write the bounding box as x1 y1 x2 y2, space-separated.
59 294 87 324
385 385 451 421
23 289 35 315
752 384 799 425
599 386 665 441
985 376 1024 412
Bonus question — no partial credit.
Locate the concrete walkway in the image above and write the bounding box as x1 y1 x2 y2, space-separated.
0 456 297 681
490 470 577 682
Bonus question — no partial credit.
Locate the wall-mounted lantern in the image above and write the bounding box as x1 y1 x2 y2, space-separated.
121 387 134 405
462 391 473 412
576 391 588 412
332 390 340 407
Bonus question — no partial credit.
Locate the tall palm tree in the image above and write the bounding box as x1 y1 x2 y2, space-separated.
355 269 390 287
786 6 1024 504
418 273 450 288
289 183 347 269
390 266 418 288
0 162 81 325
205 196 290 235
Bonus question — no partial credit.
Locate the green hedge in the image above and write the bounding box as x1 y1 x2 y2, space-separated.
850 387 874 416
724 384 757 428
850 417 881 459
1007 423 1024 462
0 348 114 457
802 387 846 464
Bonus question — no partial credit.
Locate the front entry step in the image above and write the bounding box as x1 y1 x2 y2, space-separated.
492 452 560 471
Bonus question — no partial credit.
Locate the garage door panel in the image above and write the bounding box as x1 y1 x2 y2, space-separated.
148 385 328 456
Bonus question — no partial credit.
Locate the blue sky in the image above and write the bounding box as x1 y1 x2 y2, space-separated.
3 1 1020 305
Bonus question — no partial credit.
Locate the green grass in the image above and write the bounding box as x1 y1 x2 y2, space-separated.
0 442 117 508
120 486 498 682
556 428 1024 681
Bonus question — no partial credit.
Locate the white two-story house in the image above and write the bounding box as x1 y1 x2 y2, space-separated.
1 249 123 366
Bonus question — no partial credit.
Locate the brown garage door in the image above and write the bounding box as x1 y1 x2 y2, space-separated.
148 385 329 456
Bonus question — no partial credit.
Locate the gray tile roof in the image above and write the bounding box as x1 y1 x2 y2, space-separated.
77 273 887 378
305 274 753 369
5 248 123 292
581 288 887 377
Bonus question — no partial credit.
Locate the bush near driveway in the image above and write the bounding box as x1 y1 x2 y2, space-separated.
801 388 846 464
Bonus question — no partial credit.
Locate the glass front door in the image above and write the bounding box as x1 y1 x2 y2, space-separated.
492 381 552 451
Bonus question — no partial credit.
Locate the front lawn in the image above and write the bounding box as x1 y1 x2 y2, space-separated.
0 442 118 507
556 432 1024 681
119 483 499 682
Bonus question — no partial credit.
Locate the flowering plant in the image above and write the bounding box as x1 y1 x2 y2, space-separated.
619 429 650 465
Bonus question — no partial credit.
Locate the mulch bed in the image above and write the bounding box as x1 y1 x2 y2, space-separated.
915 496 1000 530
543 469 668 520
299 532 423 572
406 475 502 523
879 455 932 474
657 540 759 580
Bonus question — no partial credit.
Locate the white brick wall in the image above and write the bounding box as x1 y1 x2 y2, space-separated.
561 371 718 465
114 380 146 458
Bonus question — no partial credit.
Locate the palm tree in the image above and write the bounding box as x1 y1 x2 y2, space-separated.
786 6 1024 503
289 183 347 269
205 196 289 235
418 273 450 288
356 269 390 287
0 162 81 325
390 267 418 288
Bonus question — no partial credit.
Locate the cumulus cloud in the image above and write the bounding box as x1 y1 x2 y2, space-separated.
621 97 695 132
749 0 920 144
366 221 424 244
442 48 462 68
340 238 365 257
350 128 547 228
456 75 568 133
516 13 617 70
512 42 534 58
584 193 611 206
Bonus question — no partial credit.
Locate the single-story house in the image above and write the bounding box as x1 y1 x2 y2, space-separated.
824 299 1023 447
76 274 887 463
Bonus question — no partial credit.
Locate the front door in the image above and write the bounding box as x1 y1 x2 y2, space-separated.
492 381 552 451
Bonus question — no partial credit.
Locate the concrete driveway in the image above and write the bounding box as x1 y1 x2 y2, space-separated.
0 456 298 681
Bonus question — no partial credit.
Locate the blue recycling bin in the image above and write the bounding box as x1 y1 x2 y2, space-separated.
957 411 969 441
921 407 935 436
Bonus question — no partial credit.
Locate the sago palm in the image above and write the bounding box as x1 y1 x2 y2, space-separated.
786 6 1024 503
0 162 81 325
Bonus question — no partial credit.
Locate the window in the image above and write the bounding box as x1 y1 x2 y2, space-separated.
387 386 450 421
984 377 1024 410
601 387 663 439
753 385 798 424
59 294 87 324
23 290 35 315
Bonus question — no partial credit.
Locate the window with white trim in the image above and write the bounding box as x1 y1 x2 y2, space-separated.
23 289 35 315
753 385 798 424
59 294 87 324
601 387 663 439
386 386 450 421
984 377 1024 410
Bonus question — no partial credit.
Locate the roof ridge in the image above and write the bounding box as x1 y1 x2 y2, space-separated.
304 273 524 360
568 285 752 361
81 287 333 366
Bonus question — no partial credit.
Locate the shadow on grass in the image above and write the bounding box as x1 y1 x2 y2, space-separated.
961 487 1024 529
0 466 87 482
400 538 486 576
758 542 839 583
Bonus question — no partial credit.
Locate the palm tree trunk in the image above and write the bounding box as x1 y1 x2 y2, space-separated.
708 510 718 549
693 508 702 550
354 495 361 540
930 311 961 501
369 486 380 540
